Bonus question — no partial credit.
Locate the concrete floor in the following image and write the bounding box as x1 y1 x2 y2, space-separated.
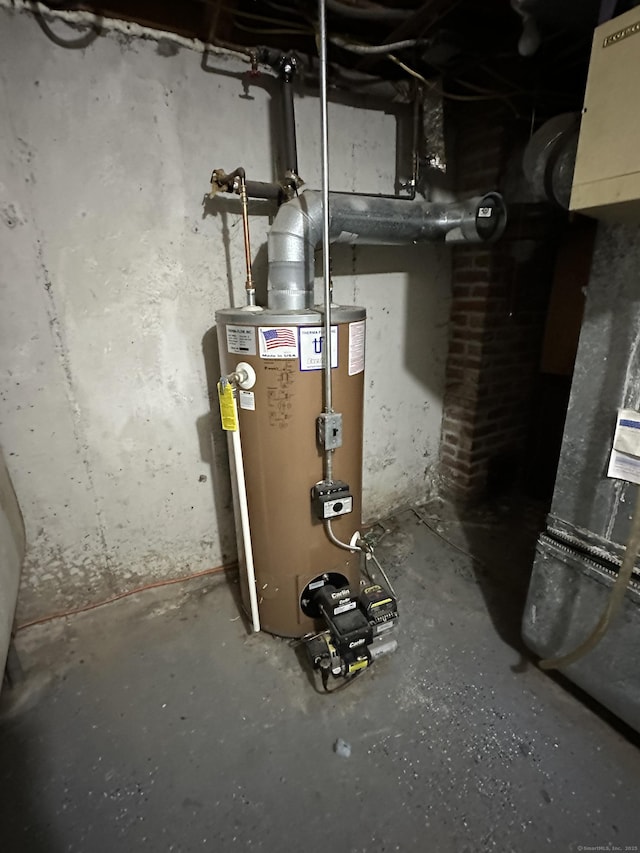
2 503 640 853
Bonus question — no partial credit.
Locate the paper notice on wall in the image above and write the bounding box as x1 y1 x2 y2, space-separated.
299 326 338 371
226 325 256 356
258 326 299 359
348 320 366 376
607 408 640 484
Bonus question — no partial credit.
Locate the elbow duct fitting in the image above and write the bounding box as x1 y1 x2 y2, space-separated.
267 190 507 311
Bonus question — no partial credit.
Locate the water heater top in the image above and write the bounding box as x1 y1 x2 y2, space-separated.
215 305 366 327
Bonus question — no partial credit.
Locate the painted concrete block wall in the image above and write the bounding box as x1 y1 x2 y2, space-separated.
0 4 451 622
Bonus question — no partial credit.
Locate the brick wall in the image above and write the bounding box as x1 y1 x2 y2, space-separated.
439 103 557 501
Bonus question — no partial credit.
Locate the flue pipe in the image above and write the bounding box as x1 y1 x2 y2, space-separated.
267 190 507 311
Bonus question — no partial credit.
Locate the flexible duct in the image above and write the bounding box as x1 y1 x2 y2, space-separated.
267 190 507 311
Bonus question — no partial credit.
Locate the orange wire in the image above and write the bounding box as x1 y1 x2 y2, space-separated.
15 561 238 633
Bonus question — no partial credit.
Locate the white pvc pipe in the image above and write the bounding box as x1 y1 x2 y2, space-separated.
230 399 261 633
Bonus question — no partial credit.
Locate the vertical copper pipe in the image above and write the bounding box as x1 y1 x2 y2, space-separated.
239 176 255 307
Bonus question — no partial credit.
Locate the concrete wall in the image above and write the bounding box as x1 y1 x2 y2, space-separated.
0 3 451 622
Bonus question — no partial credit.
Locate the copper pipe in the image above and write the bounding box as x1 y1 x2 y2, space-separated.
239 176 255 306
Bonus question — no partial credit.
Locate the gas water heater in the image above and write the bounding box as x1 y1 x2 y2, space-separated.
211 0 507 688
216 304 402 686
213 186 506 689
216 305 367 640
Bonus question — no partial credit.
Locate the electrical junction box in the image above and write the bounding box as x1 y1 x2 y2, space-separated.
570 7 640 222
311 480 353 520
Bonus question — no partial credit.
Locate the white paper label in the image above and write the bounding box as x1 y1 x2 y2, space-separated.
613 409 640 455
334 601 357 615
299 326 338 371
258 326 299 359
239 390 255 411
348 320 366 376
226 325 256 356
608 408 640 484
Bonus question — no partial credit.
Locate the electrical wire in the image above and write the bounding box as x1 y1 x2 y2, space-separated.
366 547 396 597
387 53 432 87
539 486 640 671
410 506 485 566
387 54 520 104
14 562 236 633
319 667 364 694
29 2 102 49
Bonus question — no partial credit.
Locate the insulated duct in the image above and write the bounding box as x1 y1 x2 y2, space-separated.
267 190 507 311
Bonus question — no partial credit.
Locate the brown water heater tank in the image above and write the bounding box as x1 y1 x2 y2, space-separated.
216 305 366 637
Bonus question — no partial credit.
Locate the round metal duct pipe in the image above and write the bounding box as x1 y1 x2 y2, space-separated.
267 190 507 311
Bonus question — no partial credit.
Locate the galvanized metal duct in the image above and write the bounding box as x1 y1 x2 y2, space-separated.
267 190 507 311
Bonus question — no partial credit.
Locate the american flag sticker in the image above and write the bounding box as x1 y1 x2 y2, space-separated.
258 326 299 359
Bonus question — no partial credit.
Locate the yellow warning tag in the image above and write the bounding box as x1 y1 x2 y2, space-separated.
217 381 238 432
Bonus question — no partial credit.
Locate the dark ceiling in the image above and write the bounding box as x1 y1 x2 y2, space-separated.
39 0 637 121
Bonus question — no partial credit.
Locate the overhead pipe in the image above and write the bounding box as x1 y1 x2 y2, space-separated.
279 54 300 182
267 190 507 311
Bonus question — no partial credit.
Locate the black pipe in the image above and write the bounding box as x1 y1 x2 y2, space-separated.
211 168 284 202
245 180 283 201
331 87 421 202
281 77 299 178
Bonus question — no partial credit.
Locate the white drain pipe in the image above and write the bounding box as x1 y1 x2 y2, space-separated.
229 401 261 634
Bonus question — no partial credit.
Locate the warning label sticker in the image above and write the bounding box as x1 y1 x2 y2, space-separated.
239 390 255 411
258 327 299 359
226 325 256 356
348 320 366 375
334 601 357 616
299 326 338 372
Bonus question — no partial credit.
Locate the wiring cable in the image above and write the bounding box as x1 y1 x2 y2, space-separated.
387 54 520 105
540 480 640 670
319 666 365 694
410 506 485 565
14 562 236 633
29 1 102 49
